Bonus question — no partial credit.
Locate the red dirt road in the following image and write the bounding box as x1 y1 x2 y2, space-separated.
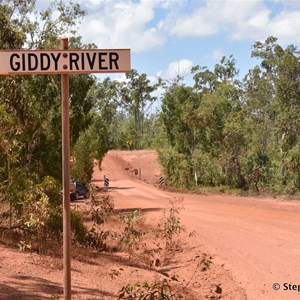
98 150 300 300
1 149 299 299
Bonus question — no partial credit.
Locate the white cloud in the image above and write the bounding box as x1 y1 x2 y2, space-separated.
269 11 300 43
35 0 300 54
164 0 300 43
79 0 105 9
230 8 271 40
167 0 264 38
157 59 193 80
78 0 166 53
230 8 300 43
167 59 193 77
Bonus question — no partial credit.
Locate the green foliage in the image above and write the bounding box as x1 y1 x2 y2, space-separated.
89 78 121 147
192 148 223 186
46 207 63 238
85 72 159 150
3 175 61 224
120 69 159 148
161 85 200 152
245 152 270 193
286 142 300 190
71 209 109 251
118 279 176 300
0 0 97 184
0 4 24 49
157 37 300 195
71 210 89 244
89 193 115 225
159 74 241 189
71 113 108 182
10 176 62 252
120 210 145 252
158 147 192 188
37 176 62 207
146 113 169 150
71 192 115 251
159 199 186 249
0 0 111 254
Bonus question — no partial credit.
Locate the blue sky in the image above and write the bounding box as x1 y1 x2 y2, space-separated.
36 0 300 84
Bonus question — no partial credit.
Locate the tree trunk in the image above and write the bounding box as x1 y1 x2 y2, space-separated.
280 132 286 183
25 129 41 175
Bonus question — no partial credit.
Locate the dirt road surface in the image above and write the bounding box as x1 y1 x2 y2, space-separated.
98 150 300 300
1 149 300 299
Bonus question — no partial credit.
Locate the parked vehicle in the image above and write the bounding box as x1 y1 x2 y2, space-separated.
70 180 90 200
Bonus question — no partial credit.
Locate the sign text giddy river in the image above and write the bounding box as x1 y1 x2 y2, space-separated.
0 49 130 75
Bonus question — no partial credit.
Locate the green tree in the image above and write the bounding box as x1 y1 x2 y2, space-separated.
0 0 100 236
249 36 300 188
221 111 247 187
88 77 122 148
120 69 158 148
71 113 108 182
160 83 201 187
160 57 241 188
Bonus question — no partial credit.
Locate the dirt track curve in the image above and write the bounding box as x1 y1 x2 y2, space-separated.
98 150 300 300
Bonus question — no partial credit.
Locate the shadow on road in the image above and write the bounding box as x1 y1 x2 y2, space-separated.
91 178 117 182
107 186 134 190
1 275 115 299
115 207 162 214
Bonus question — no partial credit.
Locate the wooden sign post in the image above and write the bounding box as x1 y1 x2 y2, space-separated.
60 37 71 300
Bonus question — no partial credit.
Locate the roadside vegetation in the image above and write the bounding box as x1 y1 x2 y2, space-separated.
84 35 300 197
157 42 300 197
72 36 300 197
1 182 227 299
73 194 222 300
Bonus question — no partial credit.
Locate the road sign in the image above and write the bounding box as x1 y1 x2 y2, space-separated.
0 39 131 300
104 177 109 187
0 49 130 75
58 42 129 299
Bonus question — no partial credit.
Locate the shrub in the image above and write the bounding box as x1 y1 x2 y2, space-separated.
159 199 186 250
118 279 176 300
119 210 145 253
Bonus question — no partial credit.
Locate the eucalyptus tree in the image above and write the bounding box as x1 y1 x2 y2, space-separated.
0 1 27 182
120 69 158 148
87 77 122 148
247 36 300 189
180 57 241 187
71 112 108 182
275 44 300 188
159 56 242 188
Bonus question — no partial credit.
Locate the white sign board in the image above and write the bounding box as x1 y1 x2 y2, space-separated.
0 49 131 75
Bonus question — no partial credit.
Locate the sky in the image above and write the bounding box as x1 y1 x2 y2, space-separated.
36 0 300 85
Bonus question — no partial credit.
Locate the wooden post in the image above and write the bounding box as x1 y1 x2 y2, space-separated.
61 37 71 300
8 156 12 228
